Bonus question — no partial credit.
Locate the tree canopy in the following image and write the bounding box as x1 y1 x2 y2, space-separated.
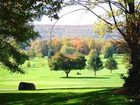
0 0 62 73
87 52 103 76
48 53 86 77
105 57 118 73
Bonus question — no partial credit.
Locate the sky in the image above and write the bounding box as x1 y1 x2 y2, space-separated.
33 5 102 25
33 0 140 25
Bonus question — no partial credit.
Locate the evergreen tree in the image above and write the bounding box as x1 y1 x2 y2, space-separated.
105 57 118 73
87 54 103 76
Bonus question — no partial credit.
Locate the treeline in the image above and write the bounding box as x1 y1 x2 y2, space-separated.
23 37 129 77
26 37 128 58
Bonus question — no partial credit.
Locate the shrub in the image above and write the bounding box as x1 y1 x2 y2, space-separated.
37 53 43 58
27 61 31 68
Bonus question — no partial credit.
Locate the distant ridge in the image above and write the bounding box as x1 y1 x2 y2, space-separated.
34 25 99 39
34 25 120 40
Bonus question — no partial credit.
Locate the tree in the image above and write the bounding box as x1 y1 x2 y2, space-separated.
105 57 118 73
27 49 36 58
65 0 139 95
0 0 62 73
30 40 48 57
70 38 90 55
87 53 103 76
94 40 104 56
60 45 76 54
49 38 62 54
48 53 86 77
87 39 95 51
93 20 109 36
104 46 115 58
112 40 129 54
88 49 95 57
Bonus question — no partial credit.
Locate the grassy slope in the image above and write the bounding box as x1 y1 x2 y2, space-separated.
0 55 139 104
0 55 126 91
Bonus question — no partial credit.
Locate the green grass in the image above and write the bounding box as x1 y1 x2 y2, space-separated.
0 55 139 104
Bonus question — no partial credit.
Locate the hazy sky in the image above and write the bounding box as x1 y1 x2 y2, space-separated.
33 5 101 25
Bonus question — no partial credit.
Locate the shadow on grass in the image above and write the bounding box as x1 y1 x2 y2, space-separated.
113 73 127 75
0 89 139 105
36 87 115 91
61 76 110 79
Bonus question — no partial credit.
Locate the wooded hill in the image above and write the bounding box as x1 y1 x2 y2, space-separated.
34 25 119 39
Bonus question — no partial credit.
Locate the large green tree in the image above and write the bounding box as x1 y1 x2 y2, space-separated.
48 53 86 77
0 0 62 73
65 0 139 95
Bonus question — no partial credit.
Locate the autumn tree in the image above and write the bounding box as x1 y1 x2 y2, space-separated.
70 38 90 55
112 40 129 54
48 38 62 54
87 39 95 51
65 0 139 95
30 40 48 57
94 40 104 56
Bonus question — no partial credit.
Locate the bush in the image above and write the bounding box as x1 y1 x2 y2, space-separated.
37 53 43 58
27 61 31 68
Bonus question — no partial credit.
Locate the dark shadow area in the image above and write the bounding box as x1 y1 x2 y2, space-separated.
100 75 115 77
36 87 115 91
113 73 127 75
0 89 139 105
61 76 110 79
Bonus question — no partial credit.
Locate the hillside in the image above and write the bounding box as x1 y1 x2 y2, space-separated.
34 25 119 39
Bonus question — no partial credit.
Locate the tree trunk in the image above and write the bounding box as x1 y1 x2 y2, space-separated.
94 70 96 76
65 70 70 78
122 1 140 95
66 72 69 78
123 44 140 95
110 70 112 74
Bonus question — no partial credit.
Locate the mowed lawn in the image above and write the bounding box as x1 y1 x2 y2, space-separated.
0 55 125 91
0 55 139 105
